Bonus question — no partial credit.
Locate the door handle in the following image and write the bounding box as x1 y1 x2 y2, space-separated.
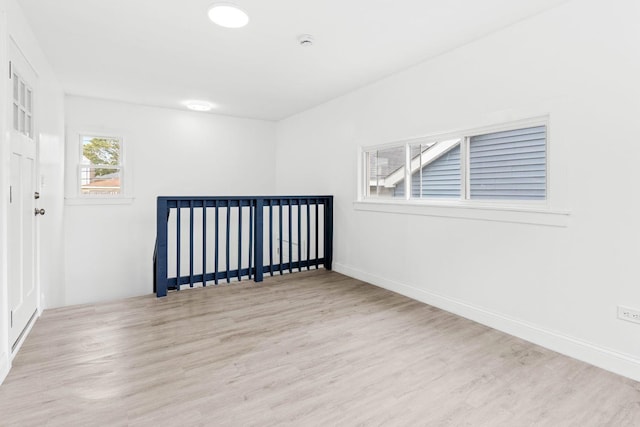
34 208 45 216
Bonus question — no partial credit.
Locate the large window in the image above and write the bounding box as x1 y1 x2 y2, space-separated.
78 135 123 196
362 120 547 203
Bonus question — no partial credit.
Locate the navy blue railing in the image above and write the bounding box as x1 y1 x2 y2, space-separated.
154 196 333 297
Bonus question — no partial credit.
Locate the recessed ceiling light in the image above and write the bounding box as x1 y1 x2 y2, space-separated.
207 3 249 28
185 101 214 112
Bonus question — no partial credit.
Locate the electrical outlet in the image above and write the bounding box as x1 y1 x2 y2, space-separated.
617 306 640 324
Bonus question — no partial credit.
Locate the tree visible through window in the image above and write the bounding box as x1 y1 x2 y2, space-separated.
80 135 122 196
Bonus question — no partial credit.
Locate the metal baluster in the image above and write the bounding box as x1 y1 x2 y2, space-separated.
279 201 283 275
306 201 310 270
214 201 219 285
176 205 181 291
226 202 231 283
297 201 301 272
248 200 253 279
253 198 264 282
315 203 319 269
202 201 207 286
238 202 242 281
189 200 194 287
288 201 292 274
269 202 273 276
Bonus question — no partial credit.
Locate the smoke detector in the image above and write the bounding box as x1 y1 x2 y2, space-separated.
297 34 314 47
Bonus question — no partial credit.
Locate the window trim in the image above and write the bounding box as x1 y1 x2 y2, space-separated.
356 116 569 226
353 199 570 227
65 130 134 205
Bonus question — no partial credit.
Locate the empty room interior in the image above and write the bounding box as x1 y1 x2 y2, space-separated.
1 0 640 425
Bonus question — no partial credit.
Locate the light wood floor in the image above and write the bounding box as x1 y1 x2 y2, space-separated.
1 270 639 426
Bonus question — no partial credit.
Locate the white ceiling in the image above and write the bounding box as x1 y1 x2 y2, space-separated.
17 0 569 121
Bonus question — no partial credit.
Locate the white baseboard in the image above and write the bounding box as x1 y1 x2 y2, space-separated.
0 352 9 385
334 262 640 382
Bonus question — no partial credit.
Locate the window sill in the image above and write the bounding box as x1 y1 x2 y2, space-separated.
353 199 570 227
65 197 135 206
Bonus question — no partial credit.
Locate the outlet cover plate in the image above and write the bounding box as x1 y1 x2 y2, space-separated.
618 305 640 324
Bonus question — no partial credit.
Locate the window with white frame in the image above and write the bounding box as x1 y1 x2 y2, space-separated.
12 69 33 139
363 121 547 202
367 145 406 198
78 135 123 196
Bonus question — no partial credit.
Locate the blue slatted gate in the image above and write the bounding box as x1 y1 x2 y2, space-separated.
154 196 333 297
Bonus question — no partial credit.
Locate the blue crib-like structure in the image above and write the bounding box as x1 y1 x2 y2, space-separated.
153 196 333 297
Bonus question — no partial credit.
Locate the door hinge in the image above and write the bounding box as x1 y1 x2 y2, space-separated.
10 310 13 327
9 186 12 203
8 60 11 79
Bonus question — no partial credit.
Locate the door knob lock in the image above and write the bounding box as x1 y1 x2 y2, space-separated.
34 208 45 216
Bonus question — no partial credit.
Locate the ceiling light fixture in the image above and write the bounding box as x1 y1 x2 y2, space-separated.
185 101 214 112
207 3 249 28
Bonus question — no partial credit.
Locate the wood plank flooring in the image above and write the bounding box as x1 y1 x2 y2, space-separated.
0 270 639 426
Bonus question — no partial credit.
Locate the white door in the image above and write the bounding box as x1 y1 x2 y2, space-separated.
8 41 39 349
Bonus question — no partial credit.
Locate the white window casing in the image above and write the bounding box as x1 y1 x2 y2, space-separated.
65 131 133 205
356 116 570 227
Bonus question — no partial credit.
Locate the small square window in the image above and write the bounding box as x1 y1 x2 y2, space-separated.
19 81 25 106
79 135 124 197
26 115 32 138
26 88 32 113
12 74 19 101
11 71 34 139
19 109 25 134
13 103 19 131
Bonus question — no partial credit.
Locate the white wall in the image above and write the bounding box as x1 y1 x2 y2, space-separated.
275 0 640 381
0 0 65 383
63 97 277 305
